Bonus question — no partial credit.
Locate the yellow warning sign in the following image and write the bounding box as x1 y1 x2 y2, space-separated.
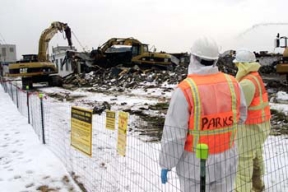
105 110 116 130
117 111 128 156
71 106 93 156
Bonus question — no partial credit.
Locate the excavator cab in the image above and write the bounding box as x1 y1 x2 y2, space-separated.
22 54 38 62
131 44 148 57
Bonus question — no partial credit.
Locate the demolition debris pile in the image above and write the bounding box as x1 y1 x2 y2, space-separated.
62 52 284 90
63 63 188 90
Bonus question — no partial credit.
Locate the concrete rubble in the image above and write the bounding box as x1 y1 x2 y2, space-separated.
62 52 285 90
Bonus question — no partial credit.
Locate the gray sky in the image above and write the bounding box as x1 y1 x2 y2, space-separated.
1 0 288 60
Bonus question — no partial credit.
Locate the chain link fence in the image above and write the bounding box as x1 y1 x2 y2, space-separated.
1 79 287 192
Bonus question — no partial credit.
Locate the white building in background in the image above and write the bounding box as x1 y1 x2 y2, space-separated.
0 44 17 76
50 46 77 77
0 44 17 63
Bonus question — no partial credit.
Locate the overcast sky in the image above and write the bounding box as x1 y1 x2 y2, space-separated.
1 0 288 60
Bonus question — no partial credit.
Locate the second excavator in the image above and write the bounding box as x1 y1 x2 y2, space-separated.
64 37 179 72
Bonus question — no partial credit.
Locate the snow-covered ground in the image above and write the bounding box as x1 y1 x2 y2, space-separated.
1 82 288 191
0 86 81 192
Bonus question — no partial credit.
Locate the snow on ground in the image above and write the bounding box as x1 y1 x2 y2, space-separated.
1 81 288 191
0 86 81 192
270 91 288 113
38 85 288 190
36 85 288 191
38 86 169 113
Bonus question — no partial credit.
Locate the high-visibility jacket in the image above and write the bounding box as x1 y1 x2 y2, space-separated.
178 72 241 154
240 72 271 124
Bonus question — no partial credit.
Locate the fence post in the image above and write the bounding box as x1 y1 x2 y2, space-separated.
0 76 2 90
26 86 30 124
3 80 7 93
39 93 46 144
12 83 14 101
10 82 13 99
16 87 19 108
196 143 209 192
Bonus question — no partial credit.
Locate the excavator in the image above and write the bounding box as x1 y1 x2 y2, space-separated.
7 21 72 89
64 37 179 71
274 33 288 82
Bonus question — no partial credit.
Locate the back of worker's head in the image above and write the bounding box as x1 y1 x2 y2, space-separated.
233 49 256 63
188 37 219 74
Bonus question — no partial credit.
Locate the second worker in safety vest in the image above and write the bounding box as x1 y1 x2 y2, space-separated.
159 37 247 192
233 50 271 192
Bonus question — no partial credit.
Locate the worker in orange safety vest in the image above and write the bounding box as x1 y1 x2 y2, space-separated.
233 49 271 192
159 37 247 192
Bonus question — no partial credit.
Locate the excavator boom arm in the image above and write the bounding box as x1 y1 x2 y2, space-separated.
38 21 72 62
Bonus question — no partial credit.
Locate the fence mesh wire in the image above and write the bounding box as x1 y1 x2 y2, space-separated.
1 81 288 192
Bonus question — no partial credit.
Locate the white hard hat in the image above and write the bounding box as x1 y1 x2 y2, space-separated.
233 49 256 63
191 37 219 60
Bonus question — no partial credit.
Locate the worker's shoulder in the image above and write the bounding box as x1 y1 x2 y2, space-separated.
177 78 190 88
239 78 255 88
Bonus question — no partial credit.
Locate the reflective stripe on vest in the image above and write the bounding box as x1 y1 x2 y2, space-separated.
185 78 201 150
224 74 238 147
242 72 271 124
183 74 239 154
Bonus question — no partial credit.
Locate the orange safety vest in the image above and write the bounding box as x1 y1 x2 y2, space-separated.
240 72 271 124
178 72 241 154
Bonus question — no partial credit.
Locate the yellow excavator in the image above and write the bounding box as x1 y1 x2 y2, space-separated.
65 37 179 71
8 21 72 89
92 37 179 69
274 33 288 82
